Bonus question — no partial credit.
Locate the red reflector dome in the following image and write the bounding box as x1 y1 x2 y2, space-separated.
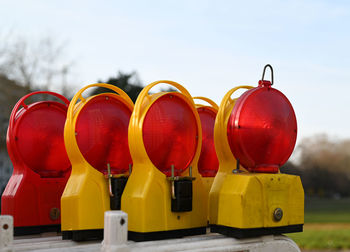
142 94 198 176
14 101 70 177
75 95 132 175
227 86 297 173
197 107 219 177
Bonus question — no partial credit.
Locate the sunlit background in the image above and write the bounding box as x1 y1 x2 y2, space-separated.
1 1 350 250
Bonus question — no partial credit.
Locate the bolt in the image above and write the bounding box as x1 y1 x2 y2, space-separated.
3 224 8 230
50 208 60 220
120 218 125 226
273 208 283 222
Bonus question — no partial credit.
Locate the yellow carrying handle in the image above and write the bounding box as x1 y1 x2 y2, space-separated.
214 85 254 168
133 80 195 119
67 83 133 121
193 96 219 111
217 85 254 123
65 83 134 166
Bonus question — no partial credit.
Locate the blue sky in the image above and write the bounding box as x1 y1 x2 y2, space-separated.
1 0 350 143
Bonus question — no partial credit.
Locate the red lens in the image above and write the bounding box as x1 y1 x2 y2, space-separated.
197 107 219 177
227 87 297 173
15 101 70 177
75 95 132 175
142 94 198 176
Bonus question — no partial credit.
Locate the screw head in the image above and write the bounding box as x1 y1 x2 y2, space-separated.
273 208 283 221
50 208 60 220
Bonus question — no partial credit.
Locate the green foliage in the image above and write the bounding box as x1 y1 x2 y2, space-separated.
305 212 350 223
288 229 350 250
287 197 350 249
91 71 179 103
90 71 143 103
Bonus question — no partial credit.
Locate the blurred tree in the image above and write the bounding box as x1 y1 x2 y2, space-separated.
0 32 74 95
0 75 30 150
299 134 350 177
0 74 31 201
281 134 350 197
90 71 143 102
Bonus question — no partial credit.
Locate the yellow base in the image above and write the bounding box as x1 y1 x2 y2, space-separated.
202 177 214 221
61 163 109 231
209 172 304 229
121 164 208 233
202 177 214 199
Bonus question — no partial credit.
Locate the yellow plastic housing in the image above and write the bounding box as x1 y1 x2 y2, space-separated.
61 84 133 233
209 85 304 231
122 80 207 234
216 173 304 228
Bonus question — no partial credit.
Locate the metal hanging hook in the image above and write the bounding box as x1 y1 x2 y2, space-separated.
261 64 274 85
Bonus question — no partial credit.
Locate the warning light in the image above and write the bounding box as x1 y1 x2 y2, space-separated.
76 96 132 175
194 97 219 178
1 91 71 235
143 94 198 177
227 76 297 173
60 84 134 241
122 80 207 241
192 97 219 201
209 65 304 238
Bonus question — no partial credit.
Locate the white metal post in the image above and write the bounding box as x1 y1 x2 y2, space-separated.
0 215 13 252
101 211 129 252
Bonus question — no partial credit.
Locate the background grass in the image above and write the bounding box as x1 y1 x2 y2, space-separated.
304 197 350 223
287 197 350 250
288 225 350 250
